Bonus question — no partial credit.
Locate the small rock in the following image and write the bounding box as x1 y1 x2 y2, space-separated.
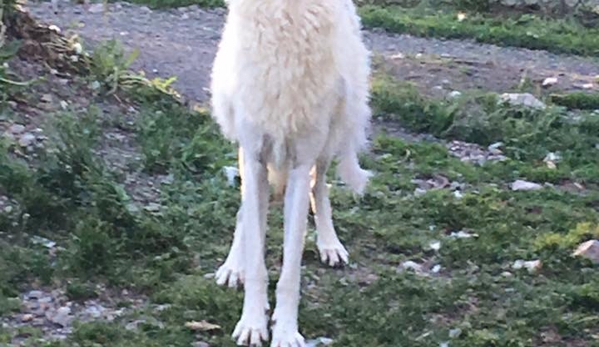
512 259 542 273
185 320 221 332
9 124 25 135
450 231 477 239
500 93 546 109
449 328 462 338
487 142 503 154
572 240 599 264
414 188 427 197
429 240 441 251
581 83 594 90
542 77 558 87
38 296 53 304
398 261 423 274
543 152 561 163
125 320 143 331
154 304 172 312
47 306 72 327
192 343 210 347
144 203 162 212
18 133 36 148
84 305 104 319
511 179 543 191
40 94 53 103
28 290 43 299
22 314 34 322
32 317 46 326
31 235 57 248
448 90 462 98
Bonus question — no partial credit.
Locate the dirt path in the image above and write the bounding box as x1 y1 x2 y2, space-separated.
25 0 599 103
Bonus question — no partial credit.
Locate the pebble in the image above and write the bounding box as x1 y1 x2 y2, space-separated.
447 140 507 165
9 124 26 135
573 240 599 264
21 314 34 323
46 306 72 327
4 288 147 344
18 133 37 148
512 259 542 273
448 90 462 98
511 179 543 191
500 92 546 109
28 291 44 300
542 77 558 87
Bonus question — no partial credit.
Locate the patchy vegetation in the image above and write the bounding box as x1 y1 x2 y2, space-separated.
1 3 599 347
371 75 599 187
551 92 599 110
360 5 599 56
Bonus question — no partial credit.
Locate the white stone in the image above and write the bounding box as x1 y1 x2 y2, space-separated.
542 77 558 87
9 124 25 135
572 240 599 264
448 90 462 98
500 93 546 109
18 133 36 147
511 180 543 191
512 259 542 273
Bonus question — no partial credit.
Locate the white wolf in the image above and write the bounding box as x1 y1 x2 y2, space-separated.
210 0 372 345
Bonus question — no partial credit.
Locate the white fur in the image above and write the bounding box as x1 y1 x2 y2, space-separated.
210 0 372 345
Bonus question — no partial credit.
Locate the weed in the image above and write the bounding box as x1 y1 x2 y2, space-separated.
136 92 233 175
371 75 599 185
551 92 599 110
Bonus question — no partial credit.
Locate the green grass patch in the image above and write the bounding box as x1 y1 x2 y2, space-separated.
360 5 599 56
551 92 599 110
371 75 599 185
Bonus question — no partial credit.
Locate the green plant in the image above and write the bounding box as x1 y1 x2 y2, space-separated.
551 92 599 110
359 5 599 56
